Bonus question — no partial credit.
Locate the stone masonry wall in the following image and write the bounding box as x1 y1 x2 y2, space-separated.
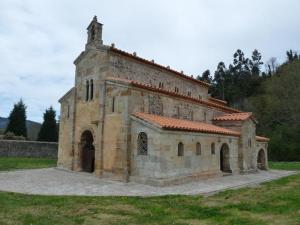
0 140 58 158
107 52 209 100
130 119 240 186
58 88 75 169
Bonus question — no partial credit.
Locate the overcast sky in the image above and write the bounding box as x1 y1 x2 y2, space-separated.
1 0 299 122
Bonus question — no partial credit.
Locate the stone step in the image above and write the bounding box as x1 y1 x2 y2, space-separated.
222 172 232 176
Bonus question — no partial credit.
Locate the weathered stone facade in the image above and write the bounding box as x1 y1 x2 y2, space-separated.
58 17 269 186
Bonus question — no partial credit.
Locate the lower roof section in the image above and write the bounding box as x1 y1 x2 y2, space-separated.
132 112 240 137
256 136 270 142
213 112 253 121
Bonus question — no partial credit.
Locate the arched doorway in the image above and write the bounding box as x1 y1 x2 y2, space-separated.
80 130 95 173
220 143 231 173
257 149 266 170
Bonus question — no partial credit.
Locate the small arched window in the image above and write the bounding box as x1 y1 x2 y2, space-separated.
196 142 201 155
112 97 115 113
211 143 215 155
203 111 207 122
175 87 179 93
178 142 184 156
187 91 191 96
90 79 94 100
137 132 148 155
159 82 164 89
91 25 96 41
86 80 89 101
67 105 70 118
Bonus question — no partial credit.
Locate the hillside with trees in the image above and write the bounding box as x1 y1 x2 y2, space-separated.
198 50 300 161
0 117 41 140
246 59 300 161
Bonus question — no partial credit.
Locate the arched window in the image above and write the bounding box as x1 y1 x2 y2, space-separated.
203 111 207 122
187 91 191 96
90 79 94 100
86 80 89 101
175 87 179 93
67 105 70 118
112 96 115 113
196 142 201 155
137 132 148 155
178 142 184 156
159 82 164 89
91 25 96 41
211 143 215 155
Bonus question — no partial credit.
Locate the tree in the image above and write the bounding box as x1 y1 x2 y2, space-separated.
228 49 252 105
5 99 27 138
246 58 300 161
250 49 263 76
212 62 227 100
197 69 212 83
38 106 58 142
211 49 265 107
231 49 251 73
265 57 278 76
286 49 299 62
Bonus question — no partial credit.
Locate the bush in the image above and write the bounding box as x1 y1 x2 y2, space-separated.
2 132 26 141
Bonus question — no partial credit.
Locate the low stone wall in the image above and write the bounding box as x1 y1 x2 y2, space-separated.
0 140 58 159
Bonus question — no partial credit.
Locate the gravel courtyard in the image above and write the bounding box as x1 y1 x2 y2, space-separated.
0 168 297 196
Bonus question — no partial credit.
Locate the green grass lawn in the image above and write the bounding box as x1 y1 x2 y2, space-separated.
0 157 57 171
269 161 300 170
0 161 299 225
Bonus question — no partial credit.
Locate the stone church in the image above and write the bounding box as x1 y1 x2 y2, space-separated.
58 16 269 186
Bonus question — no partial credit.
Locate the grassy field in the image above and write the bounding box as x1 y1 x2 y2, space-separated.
0 161 299 225
269 161 300 170
0 157 57 171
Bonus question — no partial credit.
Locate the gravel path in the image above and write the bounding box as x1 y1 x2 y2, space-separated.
0 168 297 196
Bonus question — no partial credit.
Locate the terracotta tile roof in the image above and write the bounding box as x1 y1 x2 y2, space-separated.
256 136 270 142
213 112 254 121
132 112 240 137
109 47 211 88
106 77 241 113
208 97 227 105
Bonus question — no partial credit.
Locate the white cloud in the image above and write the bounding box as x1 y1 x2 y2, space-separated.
0 0 299 122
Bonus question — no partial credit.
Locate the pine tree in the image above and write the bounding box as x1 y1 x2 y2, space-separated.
5 99 27 138
38 106 58 142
